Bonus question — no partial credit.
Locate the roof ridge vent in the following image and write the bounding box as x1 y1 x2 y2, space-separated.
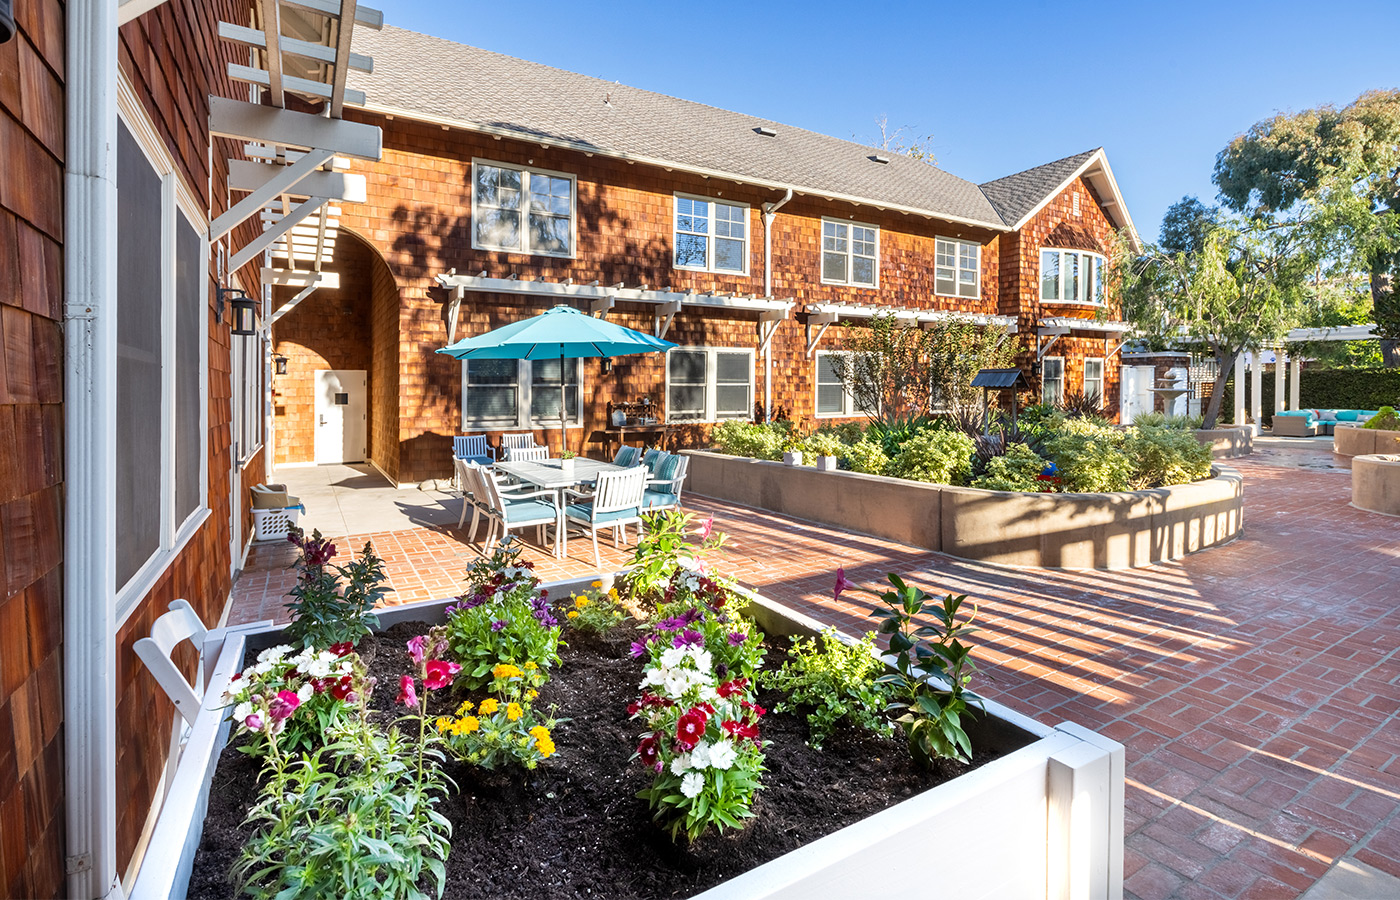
754 126 777 137
869 154 891 164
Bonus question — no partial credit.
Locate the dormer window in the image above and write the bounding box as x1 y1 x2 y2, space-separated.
1040 249 1105 305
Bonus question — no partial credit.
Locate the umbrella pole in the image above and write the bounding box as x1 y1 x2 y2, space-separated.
560 351 566 455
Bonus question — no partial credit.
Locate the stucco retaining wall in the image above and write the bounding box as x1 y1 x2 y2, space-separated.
1334 425 1400 458
1352 454 1400 517
1196 426 1254 459
683 450 1243 570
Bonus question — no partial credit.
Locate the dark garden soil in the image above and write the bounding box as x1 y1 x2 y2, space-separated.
188 619 1008 899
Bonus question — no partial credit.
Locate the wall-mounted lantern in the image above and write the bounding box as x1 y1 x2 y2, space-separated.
0 1 15 45
272 354 289 376
217 287 259 336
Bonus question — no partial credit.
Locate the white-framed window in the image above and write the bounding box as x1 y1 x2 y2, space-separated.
461 357 582 429
666 348 753 423
231 282 267 464
815 351 868 417
471 159 576 257
1083 358 1105 406
1040 249 1106 304
1042 357 1065 406
674 194 749 274
115 86 210 614
935 237 980 298
821 219 879 287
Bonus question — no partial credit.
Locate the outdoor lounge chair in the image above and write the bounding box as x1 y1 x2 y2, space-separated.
563 466 648 568
467 461 562 557
642 453 688 514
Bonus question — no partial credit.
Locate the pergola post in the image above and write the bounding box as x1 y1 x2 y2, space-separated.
1249 353 1263 432
1233 352 1246 426
1289 357 1301 410
1273 348 1286 415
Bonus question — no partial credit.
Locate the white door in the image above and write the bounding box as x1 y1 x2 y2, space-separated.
1120 366 1155 424
314 369 367 464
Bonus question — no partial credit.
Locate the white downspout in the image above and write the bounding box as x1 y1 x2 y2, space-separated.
761 188 792 421
64 0 121 896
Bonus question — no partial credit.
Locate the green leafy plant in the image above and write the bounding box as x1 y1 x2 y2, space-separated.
971 442 1052 492
865 414 932 458
443 538 561 689
711 420 785 460
283 529 384 649
841 570 980 766
798 430 847 461
1131 412 1204 430
565 583 629 634
1044 420 1133 492
886 429 975 485
622 510 725 605
840 437 891 475
1364 406 1399 429
1127 425 1213 488
760 630 891 748
560 449 578 460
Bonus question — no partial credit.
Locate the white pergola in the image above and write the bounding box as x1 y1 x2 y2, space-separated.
1228 324 1380 429
801 302 1018 357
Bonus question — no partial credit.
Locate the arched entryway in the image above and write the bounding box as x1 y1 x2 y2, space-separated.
269 227 401 482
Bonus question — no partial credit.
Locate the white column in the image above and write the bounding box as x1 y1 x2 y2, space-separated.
1273 348 1286 414
1233 353 1246 426
1250 352 1263 433
1289 357 1302 410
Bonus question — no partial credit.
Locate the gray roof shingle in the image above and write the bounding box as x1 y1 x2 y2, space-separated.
349 27 1094 231
977 150 1099 228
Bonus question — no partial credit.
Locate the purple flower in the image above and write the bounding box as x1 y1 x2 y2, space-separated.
655 616 683 632
459 594 486 611
681 608 704 626
629 641 648 659
833 566 855 603
491 619 507 632
728 631 747 646
715 663 729 680
673 629 704 649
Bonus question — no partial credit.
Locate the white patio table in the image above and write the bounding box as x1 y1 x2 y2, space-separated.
494 458 628 558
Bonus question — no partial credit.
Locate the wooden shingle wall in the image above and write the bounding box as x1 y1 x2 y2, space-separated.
0 0 66 893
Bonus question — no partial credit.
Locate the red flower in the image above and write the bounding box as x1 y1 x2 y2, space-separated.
722 719 760 741
695 702 716 717
397 675 418 707
331 676 354 701
741 700 767 717
717 677 748 699
637 735 659 767
268 689 301 723
833 566 855 603
626 700 641 716
422 659 462 691
328 642 355 657
675 709 707 749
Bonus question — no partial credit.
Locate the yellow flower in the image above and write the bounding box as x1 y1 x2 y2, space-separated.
529 725 550 740
460 716 480 733
591 580 602 588
435 716 452 733
506 702 523 722
526 689 538 701
608 588 620 601
492 663 522 679
456 700 474 715
536 737 556 757
567 610 579 619
478 698 499 715
524 661 538 671
574 596 590 609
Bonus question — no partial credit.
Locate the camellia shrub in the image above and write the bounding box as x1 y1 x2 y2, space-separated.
971 442 1052 493
886 429 974 485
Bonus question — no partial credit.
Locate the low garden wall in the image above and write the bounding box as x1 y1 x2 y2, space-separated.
1195 426 1253 459
1334 425 1400 457
683 450 1243 570
1352 454 1400 517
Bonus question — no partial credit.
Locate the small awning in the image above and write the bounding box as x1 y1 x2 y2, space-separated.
1038 317 1134 334
805 303 1018 330
971 368 1030 390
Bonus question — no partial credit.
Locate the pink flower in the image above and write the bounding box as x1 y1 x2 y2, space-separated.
422 659 461 691
833 566 855 603
406 635 427 665
243 713 263 732
397 675 418 707
695 515 714 540
268 689 301 723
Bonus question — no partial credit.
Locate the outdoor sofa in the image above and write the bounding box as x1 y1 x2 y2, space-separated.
1272 409 1378 436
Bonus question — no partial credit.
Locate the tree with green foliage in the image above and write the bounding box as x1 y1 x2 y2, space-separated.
1213 89 1400 366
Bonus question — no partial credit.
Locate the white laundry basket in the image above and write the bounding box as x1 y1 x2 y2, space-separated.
251 505 303 542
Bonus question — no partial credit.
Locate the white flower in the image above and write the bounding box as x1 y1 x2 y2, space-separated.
708 740 738 770
670 753 692 775
253 660 275 676
698 685 719 703
690 741 711 769
257 644 292 663
306 658 332 678
663 671 691 698
689 649 713 671
660 647 687 669
233 701 253 722
642 668 666 688
680 771 705 798
296 683 314 702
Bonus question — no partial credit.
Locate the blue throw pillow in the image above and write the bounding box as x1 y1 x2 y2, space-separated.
643 449 667 475
1335 410 1359 422
615 446 640 467
653 453 683 495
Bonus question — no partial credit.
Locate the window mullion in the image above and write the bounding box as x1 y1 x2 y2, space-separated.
160 173 176 551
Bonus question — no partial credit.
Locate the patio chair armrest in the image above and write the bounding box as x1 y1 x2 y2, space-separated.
645 476 684 488
562 488 593 502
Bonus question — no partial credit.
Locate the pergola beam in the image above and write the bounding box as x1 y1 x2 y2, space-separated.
282 0 383 29
228 63 368 107
228 159 366 202
217 22 374 72
117 0 169 26
231 196 326 271
263 268 340 289
210 147 333 241
209 95 383 160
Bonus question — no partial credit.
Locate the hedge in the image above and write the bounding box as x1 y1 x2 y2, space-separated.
1218 367 1400 426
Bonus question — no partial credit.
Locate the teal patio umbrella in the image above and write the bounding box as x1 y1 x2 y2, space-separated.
436 304 677 444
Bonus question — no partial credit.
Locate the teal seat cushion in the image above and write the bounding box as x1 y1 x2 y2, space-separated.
564 502 641 525
1335 410 1359 422
652 453 683 495
500 497 558 524
1275 410 1309 417
642 489 679 509
458 454 493 466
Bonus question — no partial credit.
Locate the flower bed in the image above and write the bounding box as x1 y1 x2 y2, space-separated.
1334 423 1400 457
130 524 1124 900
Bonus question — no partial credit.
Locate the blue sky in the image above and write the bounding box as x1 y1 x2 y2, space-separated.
374 0 1397 239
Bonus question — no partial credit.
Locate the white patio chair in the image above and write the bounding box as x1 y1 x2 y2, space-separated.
563 466 648 568
501 432 543 459
505 445 550 463
452 435 494 489
472 461 562 557
643 453 689 514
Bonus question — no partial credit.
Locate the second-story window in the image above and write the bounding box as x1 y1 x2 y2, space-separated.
472 160 576 257
821 220 878 287
674 195 748 274
935 237 980 298
1041 249 1106 304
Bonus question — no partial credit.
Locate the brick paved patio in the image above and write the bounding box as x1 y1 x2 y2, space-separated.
227 457 1400 899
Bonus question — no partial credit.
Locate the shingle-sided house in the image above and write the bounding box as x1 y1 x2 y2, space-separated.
265 26 1139 486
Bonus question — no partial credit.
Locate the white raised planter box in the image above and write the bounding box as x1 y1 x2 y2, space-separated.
130 578 1125 900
